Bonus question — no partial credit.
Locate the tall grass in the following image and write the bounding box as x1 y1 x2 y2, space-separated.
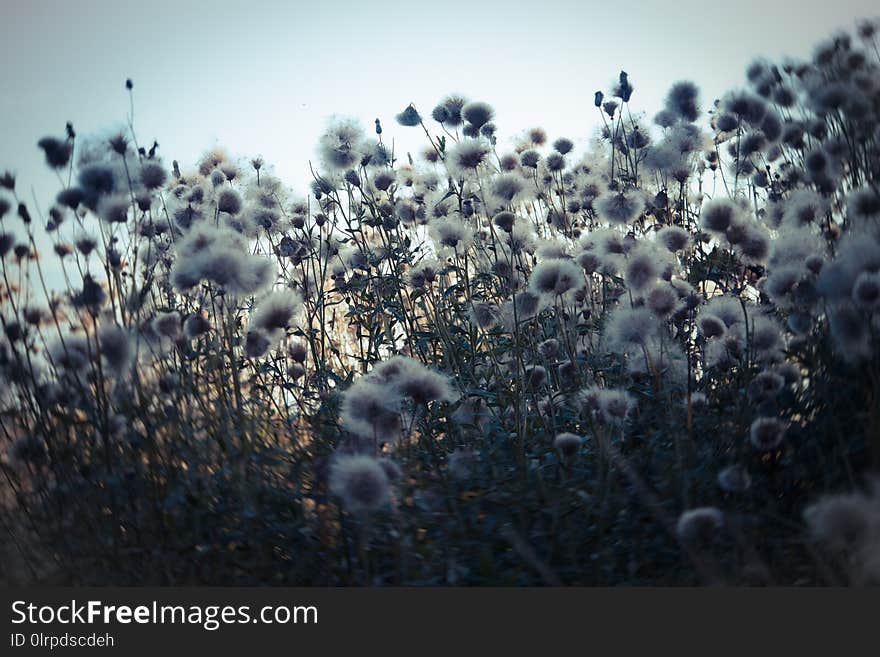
1 23 879 585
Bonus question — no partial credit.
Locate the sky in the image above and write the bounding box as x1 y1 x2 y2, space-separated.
0 0 876 284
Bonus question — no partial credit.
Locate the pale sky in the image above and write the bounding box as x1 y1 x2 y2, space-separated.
0 0 876 284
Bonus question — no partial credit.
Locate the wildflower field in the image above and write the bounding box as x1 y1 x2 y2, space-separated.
1 21 880 586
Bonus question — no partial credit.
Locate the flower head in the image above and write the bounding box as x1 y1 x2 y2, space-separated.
430 216 473 251
249 289 303 337
603 306 657 349
371 356 458 405
395 105 421 127
664 81 701 122
595 190 645 224
432 95 467 127
656 226 690 252
98 325 134 375
339 379 402 440
529 258 582 297
718 464 752 493
676 507 724 543
700 198 741 234
330 455 391 514
749 417 787 451
37 136 72 169
596 388 635 425
461 101 494 129
446 139 492 178
625 244 668 292
317 117 365 172
803 492 879 552
554 432 582 459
